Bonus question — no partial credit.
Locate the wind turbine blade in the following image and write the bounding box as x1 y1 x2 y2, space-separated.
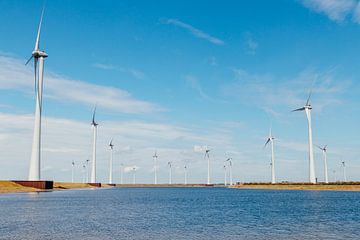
264 138 271 148
34 58 38 99
92 106 97 123
306 90 312 106
25 56 33 66
292 107 305 112
34 6 45 51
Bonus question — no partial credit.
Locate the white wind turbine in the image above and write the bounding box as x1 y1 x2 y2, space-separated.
342 161 347 182
71 161 75 183
85 159 90 183
153 151 158 184
226 158 233 185
168 162 172 184
108 139 114 184
292 92 316 184
204 148 211 185
90 107 99 183
26 7 48 181
264 128 276 184
120 163 124 184
132 167 136 184
316 145 328 183
184 164 188 185
82 164 86 183
223 164 227 186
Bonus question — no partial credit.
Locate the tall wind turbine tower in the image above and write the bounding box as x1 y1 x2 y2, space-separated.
264 129 276 184
85 159 90 182
223 165 227 186
342 161 347 182
90 108 98 183
132 167 136 184
316 145 328 183
226 158 233 185
108 139 114 184
120 163 124 184
27 8 48 181
71 161 75 183
184 164 188 185
168 162 172 184
205 148 211 185
293 92 316 184
153 151 158 184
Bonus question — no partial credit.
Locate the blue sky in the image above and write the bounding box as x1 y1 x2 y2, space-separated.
0 0 359 183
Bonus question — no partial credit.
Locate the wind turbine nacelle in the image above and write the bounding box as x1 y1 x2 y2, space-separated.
32 50 48 58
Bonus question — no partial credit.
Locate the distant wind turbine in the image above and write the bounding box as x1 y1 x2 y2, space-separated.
153 151 158 184
82 164 86 183
85 159 90 183
316 145 328 183
223 165 227 186
184 164 188 185
27 7 48 181
292 91 316 184
264 128 276 184
90 107 99 183
71 161 75 183
132 167 136 184
226 158 233 185
342 161 347 182
168 162 172 184
109 139 114 184
120 163 124 184
205 148 211 185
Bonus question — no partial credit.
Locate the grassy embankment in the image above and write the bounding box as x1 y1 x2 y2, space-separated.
232 182 360 191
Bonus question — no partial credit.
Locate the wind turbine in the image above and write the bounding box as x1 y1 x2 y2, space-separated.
264 128 276 184
223 165 227 186
292 92 316 184
226 158 233 185
342 161 347 182
85 159 90 183
120 163 124 184
153 151 158 184
108 139 114 184
316 145 328 183
90 107 98 183
184 164 188 185
132 167 136 184
71 161 75 183
204 148 211 185
27 7 48 181
168 162 172 184
82 164 86 183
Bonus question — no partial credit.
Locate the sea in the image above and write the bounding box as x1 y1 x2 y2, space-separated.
0 187 359 239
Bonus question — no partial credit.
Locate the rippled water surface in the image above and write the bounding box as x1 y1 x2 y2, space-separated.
0 187 359 239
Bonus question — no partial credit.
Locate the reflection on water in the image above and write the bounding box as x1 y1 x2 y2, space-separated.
0 187 359 240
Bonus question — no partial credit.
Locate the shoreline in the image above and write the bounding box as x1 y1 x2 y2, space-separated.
2 181 360 194
231 183 360 192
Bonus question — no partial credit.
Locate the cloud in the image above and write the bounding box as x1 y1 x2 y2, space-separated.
93 63 145 79
184 75 211 100
0 55 160 113
301 0 357 23
244 32 258 55
162 18 224 45
353 2 360 23
221 67 351 115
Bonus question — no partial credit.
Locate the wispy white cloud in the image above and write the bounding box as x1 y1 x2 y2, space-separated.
184 75 211 100
221 67 351 116
93 63 145 79
244 32 258 55
162 18 224 45
301 0 357 23
0 55 160 113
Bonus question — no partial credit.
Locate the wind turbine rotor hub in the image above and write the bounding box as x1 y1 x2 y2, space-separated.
32 50 48 58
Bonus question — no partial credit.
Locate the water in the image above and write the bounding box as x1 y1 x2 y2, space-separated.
0 187 359 240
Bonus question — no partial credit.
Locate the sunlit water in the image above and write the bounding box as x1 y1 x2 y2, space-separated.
0 187 359 239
